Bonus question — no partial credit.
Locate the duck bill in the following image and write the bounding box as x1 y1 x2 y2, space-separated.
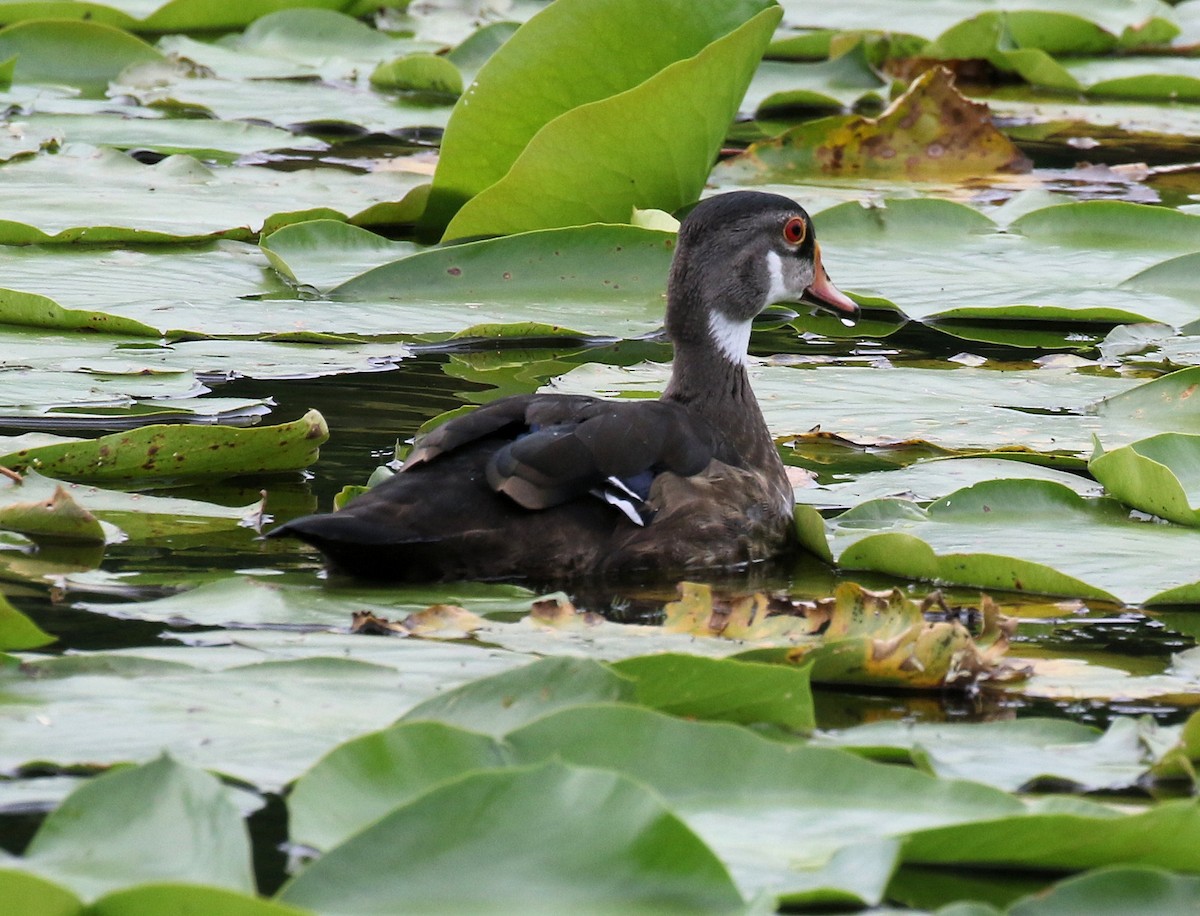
802 243 860 323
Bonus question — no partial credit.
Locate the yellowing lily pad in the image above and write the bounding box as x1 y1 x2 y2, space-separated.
731 66 1029 179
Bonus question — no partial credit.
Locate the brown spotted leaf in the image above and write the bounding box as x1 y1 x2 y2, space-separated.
0 409 328 485
729 65 1029 179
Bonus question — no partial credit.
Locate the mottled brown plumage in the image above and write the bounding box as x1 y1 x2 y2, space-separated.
270 191 859 582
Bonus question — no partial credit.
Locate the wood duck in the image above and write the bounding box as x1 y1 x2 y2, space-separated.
270 191 859 582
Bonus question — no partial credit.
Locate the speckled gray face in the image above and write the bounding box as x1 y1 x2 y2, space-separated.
666 192 860 362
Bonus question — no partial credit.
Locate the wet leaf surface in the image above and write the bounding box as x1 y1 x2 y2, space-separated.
8 2 1200 911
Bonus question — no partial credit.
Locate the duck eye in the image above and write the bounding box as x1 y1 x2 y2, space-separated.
782 216 806 245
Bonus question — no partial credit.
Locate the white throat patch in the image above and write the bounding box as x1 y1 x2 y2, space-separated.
763 249 789 304
708 310 753 364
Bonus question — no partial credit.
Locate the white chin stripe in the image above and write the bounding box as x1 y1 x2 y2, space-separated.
764 249 790 305
708 310 753 364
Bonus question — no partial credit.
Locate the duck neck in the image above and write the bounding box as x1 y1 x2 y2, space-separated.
662 336 784 479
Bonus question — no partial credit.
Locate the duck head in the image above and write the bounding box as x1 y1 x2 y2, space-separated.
665 191 859 363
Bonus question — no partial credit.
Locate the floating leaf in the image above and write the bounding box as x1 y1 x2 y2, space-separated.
507 704 1022 905
288 721 510 852
0 484 104 546
0 638 529 790
732 66 1029 179
0 410 328 485
426 0 780 237
0 146 421 244
1008 866 1200 916
795 456 1103 512
0 20 163 96
611 652 816 731
0 591 55 651
279 762 745 915
260 219 418 290
370 52 463 96
0 869 81 916
401 655 635 738
91 884 310 916
330 223 676 338
817 717 1177 793
22 754 253 900
1091 433 1200 526
797 478 1200 605
0 470 264 543
904 798 1200 874
743 41 888 114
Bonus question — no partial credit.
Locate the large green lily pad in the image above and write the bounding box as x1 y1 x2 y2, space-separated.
0 146 422 243
280 762 745 915
797 478 1200 604
426 0 780 237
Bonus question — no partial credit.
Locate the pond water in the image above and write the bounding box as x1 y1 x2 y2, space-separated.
10 327 1195 730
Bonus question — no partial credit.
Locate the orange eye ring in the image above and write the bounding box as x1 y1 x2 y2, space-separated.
782 216 807 245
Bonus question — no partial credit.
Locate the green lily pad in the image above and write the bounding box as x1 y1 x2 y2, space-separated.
0 19 163 97
72 574 536 627
0 869 81 916
549 360 1144 455
743 42 887 114
809 198 1200 330
507 704 1021 905
288 721 511 852
280 762 745 915
22 754 253 901
330 222 676 338
1008 867 1200 916
92 884 310 916
0 591 54 651
794 456 1103 511
817 717 1174 792
905 798 1200 874
0 410 327 485
0 470 263 543
0 482 104 546
10 112 326 160
1064 55 1200 102
0 146 422 243
401 655 635 738
1091 433 1200 526
0 638 529 790
773 0 1179 49
426 0 780 237
797 477 1200 604
260 219 418 290
371 52 462 96
611 652 815 731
